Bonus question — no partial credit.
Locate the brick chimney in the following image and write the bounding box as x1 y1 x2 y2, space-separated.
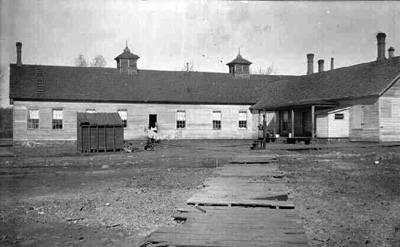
330 58 334 70
16 42 22 66
376 32 386 61
388 47 395 59
307 53 314 75
318 59 324 73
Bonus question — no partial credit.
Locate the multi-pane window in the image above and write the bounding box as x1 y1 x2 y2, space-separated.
177 110 186 129
213 111 222 130
238 110 247 129
52 109 63 129
118 109 128 127
85 109 96 113
27 109 39 129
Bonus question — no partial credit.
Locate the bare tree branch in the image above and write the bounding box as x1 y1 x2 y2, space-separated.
90 55 107 67
251 64 275 75
74 54 88 67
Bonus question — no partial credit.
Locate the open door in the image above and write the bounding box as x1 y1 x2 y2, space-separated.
149 114 157 128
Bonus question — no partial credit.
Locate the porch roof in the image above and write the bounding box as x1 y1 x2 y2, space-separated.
251 56 400 111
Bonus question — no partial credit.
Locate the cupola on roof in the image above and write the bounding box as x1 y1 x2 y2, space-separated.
226 53 252 66
114 45 140 60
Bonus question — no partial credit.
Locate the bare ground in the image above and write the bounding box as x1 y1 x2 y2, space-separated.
276 144 400 247
0 140 400 247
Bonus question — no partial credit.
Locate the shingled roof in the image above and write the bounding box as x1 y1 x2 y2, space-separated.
9 65 295 105
226 54 252 65
114 46 140 60
251 56 400 110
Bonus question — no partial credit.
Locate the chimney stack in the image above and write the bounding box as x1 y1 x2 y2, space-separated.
16 42 22 66
388 47 395 59
376 32 386 61
318 59 324 73
307 53 314 75
330 58 334 70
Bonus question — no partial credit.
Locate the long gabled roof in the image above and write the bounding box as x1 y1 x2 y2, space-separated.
9 65 295 105
251 56 400 110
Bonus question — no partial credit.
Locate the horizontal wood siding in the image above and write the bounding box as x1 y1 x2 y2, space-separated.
380 79 400 142
346 97 380 142
13 101 258 141
327 109 349 138
316 115 328 137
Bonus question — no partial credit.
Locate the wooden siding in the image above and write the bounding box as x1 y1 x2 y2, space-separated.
380 79 400 141
327 109 350 138
316 115 328 138
346 97 380 142
13 101 258 141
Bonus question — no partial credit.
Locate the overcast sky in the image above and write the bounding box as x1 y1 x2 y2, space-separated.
1 0 399 107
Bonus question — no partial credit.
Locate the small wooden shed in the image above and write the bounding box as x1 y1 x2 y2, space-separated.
77 112 124 153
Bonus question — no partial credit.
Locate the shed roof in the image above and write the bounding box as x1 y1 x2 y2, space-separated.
9 65 295 105
251 56 400 110
77 112 123 126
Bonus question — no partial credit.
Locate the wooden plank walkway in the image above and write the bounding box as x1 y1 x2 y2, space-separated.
148 158 309 247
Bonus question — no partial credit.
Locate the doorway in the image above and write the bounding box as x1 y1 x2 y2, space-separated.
149 114 157 129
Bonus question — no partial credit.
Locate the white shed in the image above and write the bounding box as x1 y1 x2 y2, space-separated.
316 107 350 138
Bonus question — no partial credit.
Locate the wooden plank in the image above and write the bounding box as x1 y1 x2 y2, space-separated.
187 198 295 208
149 233 309 247
150 160 308 247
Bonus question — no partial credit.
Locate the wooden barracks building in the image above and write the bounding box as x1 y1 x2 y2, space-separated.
8 32 400 151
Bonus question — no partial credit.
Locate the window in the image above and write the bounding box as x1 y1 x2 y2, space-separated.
27 109 39 129
381 99 392 118
118 109 128 127
177 110 186 129
334 113 344 120
238 110 247 129
52 109 63 129
85 109 96 113
213 111 222 130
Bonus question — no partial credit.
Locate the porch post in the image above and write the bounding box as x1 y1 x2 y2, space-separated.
291 109 295 137
311 105 315 139
262 110 267 149
273 111 277 138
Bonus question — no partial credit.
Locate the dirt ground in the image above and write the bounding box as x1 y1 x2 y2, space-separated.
0 140 400 247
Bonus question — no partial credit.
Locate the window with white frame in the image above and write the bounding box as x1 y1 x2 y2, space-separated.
213 111 222 130
176 110 186 129
117 109 128 127
238 110 247 129
27 109 39 129
52 109 63 129
85 109 96 113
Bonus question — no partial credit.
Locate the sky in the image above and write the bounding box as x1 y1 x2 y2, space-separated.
1 0 399 107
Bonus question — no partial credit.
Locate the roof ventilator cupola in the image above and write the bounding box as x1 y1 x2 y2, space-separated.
226 49 252 79
114 43 140 75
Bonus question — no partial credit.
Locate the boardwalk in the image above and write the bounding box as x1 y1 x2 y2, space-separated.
148 158 309 247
